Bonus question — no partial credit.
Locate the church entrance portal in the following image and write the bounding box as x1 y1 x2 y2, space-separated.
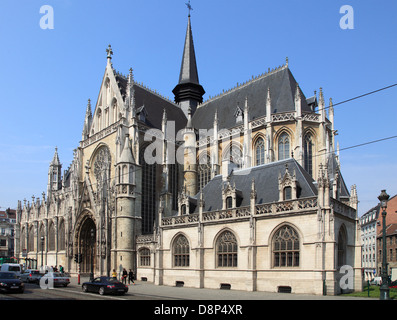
79 217 96 274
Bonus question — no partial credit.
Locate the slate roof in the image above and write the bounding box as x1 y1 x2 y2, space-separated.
191 66 314 130
192 158 318 213
115 73 187 133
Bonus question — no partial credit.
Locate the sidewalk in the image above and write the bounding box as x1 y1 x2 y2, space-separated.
69 276 372 300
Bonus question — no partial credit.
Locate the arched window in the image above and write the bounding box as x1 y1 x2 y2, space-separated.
223 143 243 169
112 100 118 123
39 224 45 252
230 146 243 168
304 134 314 176
28 226 35 252
58 220 65 251
273 225 300 267
97 109 102 132
173 235 190 267
337 227 347 267
255 137 265 166
20 227 26 252
48 222 55 251
181 204 187 215
139 248 151 266
217 231 238 267
278 133 290 161
198 154 211 192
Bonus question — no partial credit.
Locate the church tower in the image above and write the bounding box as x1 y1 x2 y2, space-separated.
115 133 142 273
183 108 197 196
172 12 205 118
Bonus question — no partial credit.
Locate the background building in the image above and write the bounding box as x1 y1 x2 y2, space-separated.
376 195 397 281
360 205 379 281
0 208 16 258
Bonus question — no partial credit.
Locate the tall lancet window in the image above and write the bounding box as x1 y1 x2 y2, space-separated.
304 134 314 176
255 137 265 166
140 149 156 234
278 133 290 161
198 154 211 192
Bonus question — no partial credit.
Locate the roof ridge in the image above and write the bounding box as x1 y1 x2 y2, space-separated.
200 62 289 107
134 82 177 106
112 68 177 105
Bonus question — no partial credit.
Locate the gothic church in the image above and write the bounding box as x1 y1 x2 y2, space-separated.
15 13 362 295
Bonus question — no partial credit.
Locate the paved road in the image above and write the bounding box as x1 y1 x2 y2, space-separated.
0 276 375 301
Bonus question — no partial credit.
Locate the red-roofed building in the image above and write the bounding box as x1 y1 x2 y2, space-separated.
376 194 397 280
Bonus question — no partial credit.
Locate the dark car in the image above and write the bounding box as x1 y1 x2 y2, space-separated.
0 272 24 293
389 280 397 289
82 276 128 295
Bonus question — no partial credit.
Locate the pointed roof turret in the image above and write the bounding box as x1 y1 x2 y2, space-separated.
173 11 205 118
51 147 61 166
119 134 135 164
82 99 92 140
178 15 199 86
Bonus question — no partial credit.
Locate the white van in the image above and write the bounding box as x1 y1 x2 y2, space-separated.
0 263 22 277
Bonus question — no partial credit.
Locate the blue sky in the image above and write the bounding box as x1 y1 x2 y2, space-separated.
0 0 396 216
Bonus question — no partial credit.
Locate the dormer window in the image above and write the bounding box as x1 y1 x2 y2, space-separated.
137 105 148 122
226 197 233 209
284 186 292 200
181 204 187 215
234 104 244 124
278 163 299 201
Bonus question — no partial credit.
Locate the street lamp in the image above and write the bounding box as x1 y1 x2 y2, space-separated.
378 189 390 300
90 228 95 282
40 236 44 270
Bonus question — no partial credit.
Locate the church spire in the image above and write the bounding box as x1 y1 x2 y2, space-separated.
173 7 205 118
179 12 199 85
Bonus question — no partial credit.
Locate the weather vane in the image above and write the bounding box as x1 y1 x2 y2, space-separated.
185 0 193 16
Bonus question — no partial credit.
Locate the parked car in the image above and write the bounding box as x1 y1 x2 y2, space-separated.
41 272 70 287
0 263 22 277
20 269 42 284
370 277 382 286
0 272 24 293
82 276 128 295
389 280 397 289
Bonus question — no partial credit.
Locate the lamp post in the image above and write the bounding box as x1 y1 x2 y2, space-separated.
90 228 94 282
40 236 44 270
378 190 390 300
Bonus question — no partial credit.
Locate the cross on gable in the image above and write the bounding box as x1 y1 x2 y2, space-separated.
106 44 113 59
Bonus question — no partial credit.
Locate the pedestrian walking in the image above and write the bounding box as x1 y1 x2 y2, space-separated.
112 269 117 279
128 269 135 285
122 268 128 284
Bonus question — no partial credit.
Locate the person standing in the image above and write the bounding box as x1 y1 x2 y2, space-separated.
122 268 128 284
112 269 117 279
128 269 135 285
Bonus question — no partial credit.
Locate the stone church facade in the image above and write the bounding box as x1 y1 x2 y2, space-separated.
15 14 362 295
